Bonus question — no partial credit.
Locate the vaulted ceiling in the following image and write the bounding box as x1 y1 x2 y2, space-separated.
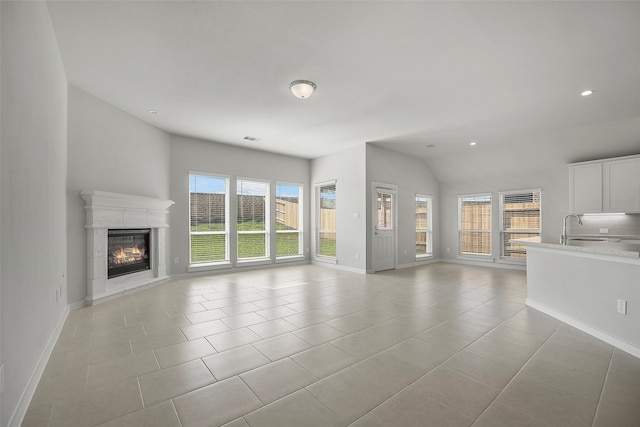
47 1 640 183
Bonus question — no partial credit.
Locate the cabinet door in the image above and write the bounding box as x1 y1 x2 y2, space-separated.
570 163 603 213
604 157 640 213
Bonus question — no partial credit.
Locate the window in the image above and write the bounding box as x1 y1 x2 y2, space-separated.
459 194 492 256
189 174 228 264
276 183 303 257
415 195 433 257
237 179 269 260
316 182 336 257
377 191 393 230
500 190 541 259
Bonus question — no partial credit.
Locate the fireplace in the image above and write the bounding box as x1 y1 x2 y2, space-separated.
81 190 174 305
108 229 151 278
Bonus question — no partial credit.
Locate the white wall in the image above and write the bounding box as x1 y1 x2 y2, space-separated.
439 165 569 264
366 144 440 270
169 135 311 275
0 3 68 425
311 144 367 271
66 85 171 305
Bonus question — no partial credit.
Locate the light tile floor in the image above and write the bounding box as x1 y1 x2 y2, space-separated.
24 263 640 426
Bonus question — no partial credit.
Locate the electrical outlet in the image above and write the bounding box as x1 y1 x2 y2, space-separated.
617 299 627 315
174 257 179 264
355 252 359 260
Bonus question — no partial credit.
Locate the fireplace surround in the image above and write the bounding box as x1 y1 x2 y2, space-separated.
81 191 174 304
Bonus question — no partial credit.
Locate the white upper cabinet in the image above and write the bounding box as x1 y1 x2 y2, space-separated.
604 156 640 213
569 162 603 213
570 154 640 214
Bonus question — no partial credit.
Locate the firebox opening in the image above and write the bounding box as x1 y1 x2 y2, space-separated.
108 229 151 279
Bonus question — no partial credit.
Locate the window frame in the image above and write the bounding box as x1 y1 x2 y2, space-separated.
499 188 542 263
188 172 230 269
275 181 304 260
415 194 433 259
458 193 492 259
315 180 337 262
236 177 270 262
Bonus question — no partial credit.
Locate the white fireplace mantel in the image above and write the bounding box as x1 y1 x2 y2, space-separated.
80 190 174 304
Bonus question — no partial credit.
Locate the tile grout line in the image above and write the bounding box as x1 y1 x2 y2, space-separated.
591 349 616 427
468 316 562 426
336 300 531 425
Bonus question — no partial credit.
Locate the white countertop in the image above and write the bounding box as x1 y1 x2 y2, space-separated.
514 236 640 258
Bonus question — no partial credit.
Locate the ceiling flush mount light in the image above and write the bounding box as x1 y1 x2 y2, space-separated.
470 141 477 146
148 110 158 115
289 80 316 99
581 90 594 96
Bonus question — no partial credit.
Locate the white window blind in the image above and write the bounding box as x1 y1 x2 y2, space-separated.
237 179 269 260
459 194 492 256
276 183 303 257
500 190 541 259
415 195 432 257
189 174 228 263
316 182 336 257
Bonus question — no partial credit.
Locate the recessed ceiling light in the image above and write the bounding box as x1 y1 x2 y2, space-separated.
470 141 477 146
581 90 593 96
148 110 158 115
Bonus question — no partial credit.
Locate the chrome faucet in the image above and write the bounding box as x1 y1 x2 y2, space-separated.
561 213 583 244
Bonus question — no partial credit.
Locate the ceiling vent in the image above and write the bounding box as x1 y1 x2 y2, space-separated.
243 136 260 142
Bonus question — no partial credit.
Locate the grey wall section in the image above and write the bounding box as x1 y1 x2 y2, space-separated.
66 85 171 305
311 144 366 271
439 165 568 263
169 135 311 274
366 145 440 271
0 2 3 424
0 2 68 425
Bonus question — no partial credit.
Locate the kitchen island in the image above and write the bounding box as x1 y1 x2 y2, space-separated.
517 237 640 357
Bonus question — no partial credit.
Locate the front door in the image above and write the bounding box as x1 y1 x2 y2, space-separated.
373 187 396 271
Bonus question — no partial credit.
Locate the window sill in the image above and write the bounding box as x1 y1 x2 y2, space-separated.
188 261 231 273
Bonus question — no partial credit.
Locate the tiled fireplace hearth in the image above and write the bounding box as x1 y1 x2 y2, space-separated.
81 191 174 304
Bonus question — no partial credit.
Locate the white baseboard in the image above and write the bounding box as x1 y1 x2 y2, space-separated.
527 299 640 358
396 258 440 270
311 261 366 274
9 305 70 427
442 258 526 271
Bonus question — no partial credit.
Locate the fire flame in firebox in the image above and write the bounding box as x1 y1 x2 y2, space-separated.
111 245 147 265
